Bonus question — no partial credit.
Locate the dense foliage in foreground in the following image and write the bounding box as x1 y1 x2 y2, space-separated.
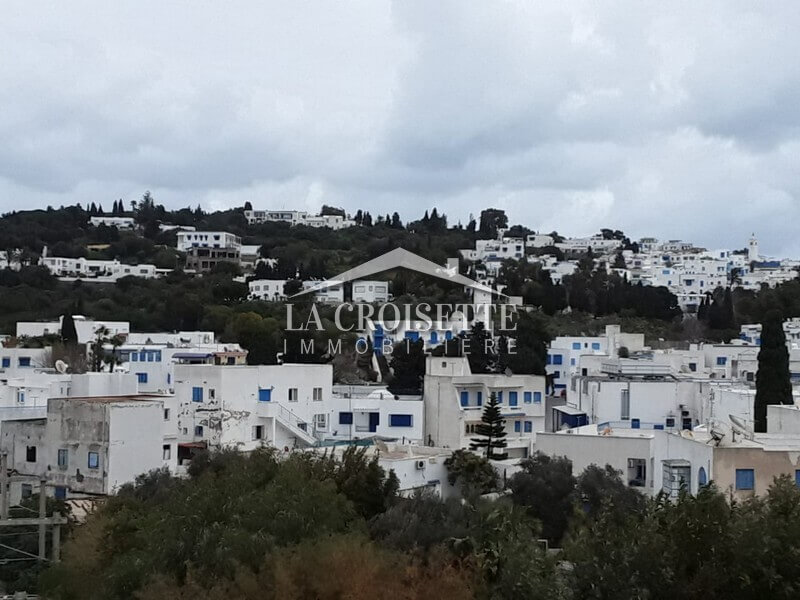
37 449 800 600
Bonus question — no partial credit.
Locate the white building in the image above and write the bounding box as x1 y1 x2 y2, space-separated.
352 280 390 303
0 395 167 498
176 231 241 252
89 216 136 230
244 209 355 230
249 279 289 301
423 356 546 459
16 317 130 345
40 255 158 281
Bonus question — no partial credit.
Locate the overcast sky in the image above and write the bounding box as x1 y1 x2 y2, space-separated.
2 2 799 256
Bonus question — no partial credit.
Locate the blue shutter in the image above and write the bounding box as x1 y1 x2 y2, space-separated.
524 391 532 404
591 343 601 350
258 388 271 402
389 414 413 427
339 412 353 425
497 391 503 403
1 358 9 368
514 421 521 433
735 469 754 490
524 421 532 433
572 342 581 350
509 391 518 406
136 373 148 384
192 387 204 402
477 391 483 406
460 391 469 407
553 354 563 365
533 391 542 403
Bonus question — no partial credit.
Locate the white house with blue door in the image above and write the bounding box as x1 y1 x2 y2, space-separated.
423 356 546 459
327 386 424 444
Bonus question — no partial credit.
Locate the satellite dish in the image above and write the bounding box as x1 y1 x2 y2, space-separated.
55 360 69 374
729 414 755 441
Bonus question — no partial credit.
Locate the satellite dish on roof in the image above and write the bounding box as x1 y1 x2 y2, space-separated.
729 414 755 441
55 360 69 374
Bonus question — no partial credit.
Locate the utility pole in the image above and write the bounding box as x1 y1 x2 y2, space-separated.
0 459 66 564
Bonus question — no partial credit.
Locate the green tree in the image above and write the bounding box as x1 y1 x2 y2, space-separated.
387 338 425 395
755 310 793 432
444 449 498 499
509 452 576 545
469 393 507 460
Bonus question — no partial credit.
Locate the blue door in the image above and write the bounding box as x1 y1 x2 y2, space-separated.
369 412 380 432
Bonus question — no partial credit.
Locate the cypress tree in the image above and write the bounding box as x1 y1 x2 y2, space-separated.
61 312 79 346
754 310 793 432
470 393 508 460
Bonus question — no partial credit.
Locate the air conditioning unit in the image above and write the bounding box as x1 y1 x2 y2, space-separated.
415 460 426 470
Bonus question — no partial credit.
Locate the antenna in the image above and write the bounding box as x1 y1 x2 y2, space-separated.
55 360 69 374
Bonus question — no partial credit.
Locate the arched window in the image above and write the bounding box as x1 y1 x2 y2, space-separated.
698 466 708 487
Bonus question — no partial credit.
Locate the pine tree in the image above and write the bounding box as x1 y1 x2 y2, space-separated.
470 393 508 460
754 310 793 432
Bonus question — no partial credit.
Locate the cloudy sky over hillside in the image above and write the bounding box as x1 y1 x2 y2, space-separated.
2 2 799 255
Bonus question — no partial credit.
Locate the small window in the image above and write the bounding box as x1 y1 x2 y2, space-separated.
572 342 581 350
552 354 563 365
524 421 533 433
258 388 272 402
621 389 630 420
314 414 328 430
339 412 353 425
514 421 521 433
460 391 469 407
136 372 148 384
164 408 170 421
18 357 31 367
533 391 542 403
688 362 697 372
209 389 216 400
313 387 323 401
666 417 675 428
288 388 298 402
524 391 532 403
591 343 601 350
57 449 68 468
716 356 727 366
21 484 32 499
252 425 264 440
192 387 204 402
509 391 518 406
88 452 99 469
497 391 503 403
162 444 171 460
1 358 9 368
389 414 413 427
26 446 37 463
194 425 204 437
735 468 754 491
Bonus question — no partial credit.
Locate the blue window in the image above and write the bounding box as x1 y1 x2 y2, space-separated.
689 362 697 372
735 468 754 491
546 354 552 365
509 391 518 406
497 391 503 403
194 425 203 436
717 356 727 366
146 351 154 362
57 449 68 468
139 351 146 362
258 388 271 402
1 358 9 368
405 331 420 342
524 391 532 404
552 354 563 365
88 452 99 469
570 358 576 366
591 342 601 350
192 387 204 403
631 418 640 429
155 350 162 362
389 414 413 427
460 391 469 407
54 486 66 500
131 352 138 362
514 421 521 433
445 331 453 341
533 391 542 403
430 331 438 344
572 342 581 350
339 412 353 425
167 373 171 385
18 357 30 367
477 391 483 406
699 467 708 487
524 421 532 433
136 373 148 384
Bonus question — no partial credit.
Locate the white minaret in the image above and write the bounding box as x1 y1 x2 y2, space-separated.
748 234 759 262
